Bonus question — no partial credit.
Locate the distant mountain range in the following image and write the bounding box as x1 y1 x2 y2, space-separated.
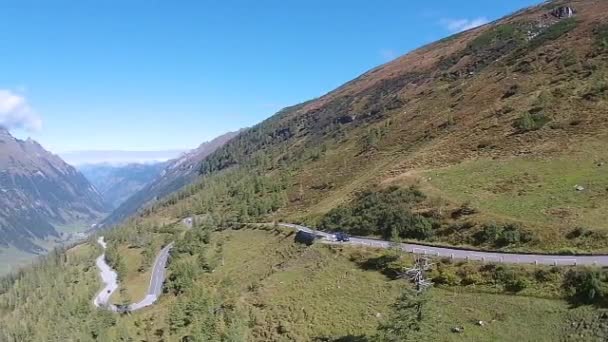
78 162 167 209
59 149 187 165
0 127 109 254
102 130 239 226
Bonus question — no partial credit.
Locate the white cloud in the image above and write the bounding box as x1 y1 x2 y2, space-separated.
440 17 489 33
0 89 42 131
379 49 398 61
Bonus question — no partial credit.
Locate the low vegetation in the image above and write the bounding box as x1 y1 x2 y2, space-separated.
524 18 578 54
319 186 438 240
425 145 608 252
514 112 550 133
2 223 608 341
595 24 608 50
473 223 534 248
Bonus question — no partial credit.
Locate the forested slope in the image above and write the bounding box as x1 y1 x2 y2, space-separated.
144 0 608 253
102 131 239 226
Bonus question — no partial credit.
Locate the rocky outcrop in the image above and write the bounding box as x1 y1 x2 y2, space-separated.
551 6 575 19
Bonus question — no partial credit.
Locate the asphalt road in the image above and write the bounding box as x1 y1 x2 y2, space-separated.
129 242 173 311
92 221 608 312
92 237 118 311
93 237 173 312
280 223 608 266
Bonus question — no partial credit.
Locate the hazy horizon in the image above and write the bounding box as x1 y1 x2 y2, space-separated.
59 149 188 166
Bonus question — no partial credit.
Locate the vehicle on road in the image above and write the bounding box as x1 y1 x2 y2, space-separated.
335 232 350 242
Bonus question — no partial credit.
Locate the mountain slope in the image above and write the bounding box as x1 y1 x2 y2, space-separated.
102 131 239 225
79 162 166 209
145 0 608 252
0 128 109 253
3 1 608 341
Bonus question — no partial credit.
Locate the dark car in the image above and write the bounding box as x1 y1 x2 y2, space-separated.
335 232 350 242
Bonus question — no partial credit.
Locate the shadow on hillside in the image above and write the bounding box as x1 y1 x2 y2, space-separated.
313 335 369 342
355 254 401 279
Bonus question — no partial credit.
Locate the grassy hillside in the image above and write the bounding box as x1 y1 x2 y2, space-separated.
2 0 608 340
2 226 606 341
128 0 608 253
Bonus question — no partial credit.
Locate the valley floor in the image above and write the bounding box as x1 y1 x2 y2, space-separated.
0 247 37 276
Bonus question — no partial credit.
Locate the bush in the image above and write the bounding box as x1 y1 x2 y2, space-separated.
514 112 550 133
494 266 529 292
558 49 578 68
562 268 607 305
451 202 478 219
584 75 608 101
534 268 560 283
431 265 460 286
473 223 532 247
166 259 199 295
458 267 485 286
502 84 519 99
566 227 594 240
504 277 529 292
319 186 438 240
594 24 608 50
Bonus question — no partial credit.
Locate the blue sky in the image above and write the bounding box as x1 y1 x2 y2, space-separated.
0 0 540 154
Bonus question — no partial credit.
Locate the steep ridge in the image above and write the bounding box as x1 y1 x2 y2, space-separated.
143 0 608 252
102 131 239 226
0 128 109 253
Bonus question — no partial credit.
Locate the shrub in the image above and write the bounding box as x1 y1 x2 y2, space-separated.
319 186 438 240
451 202 478 219
441 221 475 237
594 24 608 50
431 265 460 286
494 266 529 292
166 260 199 295
584 75 608 101
558 49 578 68
477 138 495 150
473 223 532 247
474 223 502 245
566 227 594 239
534 268 560 283
458 268 485 286
514 112 550 132
502 84 519 99
534 90 554 108
496 226 521 247
562 268 607 305
504 277 529 292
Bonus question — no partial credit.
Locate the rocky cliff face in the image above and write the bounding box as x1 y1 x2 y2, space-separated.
0 127 110 252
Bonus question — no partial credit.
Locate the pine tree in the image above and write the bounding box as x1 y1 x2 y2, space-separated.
375 287 430 342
